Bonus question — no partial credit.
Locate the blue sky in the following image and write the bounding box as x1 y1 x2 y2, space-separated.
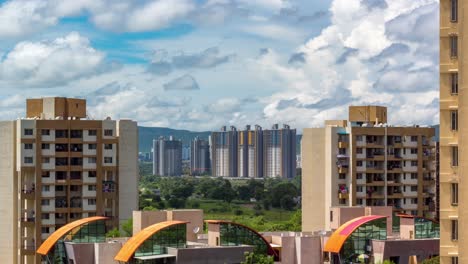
0 0 439 131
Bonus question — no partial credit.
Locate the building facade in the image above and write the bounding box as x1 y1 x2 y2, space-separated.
210 125 296 178
440 0 461 263
302 106 436 232
0 97 138 264
153 136 183 176
190 137 210 175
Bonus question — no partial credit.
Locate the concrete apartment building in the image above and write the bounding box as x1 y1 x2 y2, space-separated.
152 136 183 176
190 137 210 175
302 106 436 233
211 124 296 178
0 97 138 264
440 0 463 263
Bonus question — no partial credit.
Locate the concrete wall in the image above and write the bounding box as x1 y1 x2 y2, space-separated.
207 223 220 246
0 121 17 264
132 210 167 235
302 128 326 232
399 218 416 240
117 120 139 227
168 210 204 242
295 236 322 264
64 242 95 264
94 242 123 264
169 245 253 264
329 207 365 230
372 239 439 264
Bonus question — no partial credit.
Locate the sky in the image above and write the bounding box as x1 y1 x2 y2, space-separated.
0 0 439 131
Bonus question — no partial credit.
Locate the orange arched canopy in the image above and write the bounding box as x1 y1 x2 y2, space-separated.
324 215 386 253
205 220 279 258
37 216 108 255
114 220 188 262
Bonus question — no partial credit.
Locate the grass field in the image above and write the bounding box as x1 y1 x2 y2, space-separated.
186 199 298 231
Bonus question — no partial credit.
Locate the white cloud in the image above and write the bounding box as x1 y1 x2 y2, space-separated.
0 32 104 87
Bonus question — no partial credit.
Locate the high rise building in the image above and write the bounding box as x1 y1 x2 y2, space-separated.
152 136 183 176
302 106 436 233
190 137 210 175
440 1 461 262
0 97 138 264
263 124 297 179
210 126 238 177
210 124 296 178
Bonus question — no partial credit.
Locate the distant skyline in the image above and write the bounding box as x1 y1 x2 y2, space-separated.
0 0 438 131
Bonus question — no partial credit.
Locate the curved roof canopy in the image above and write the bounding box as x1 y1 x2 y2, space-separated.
205 220 279 258
37 216 108 255
114 220 188 262
324 215 386 253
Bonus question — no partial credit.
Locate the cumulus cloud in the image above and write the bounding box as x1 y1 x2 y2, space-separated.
0 32 104 87
163 74 200 91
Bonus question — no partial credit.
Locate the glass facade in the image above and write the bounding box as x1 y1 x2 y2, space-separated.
339 218 387 263
135 224 186 257
414 218 440 239
219 223 269 255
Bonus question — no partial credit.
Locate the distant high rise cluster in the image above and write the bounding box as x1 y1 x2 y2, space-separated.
210 124 296 178
152 136 183 176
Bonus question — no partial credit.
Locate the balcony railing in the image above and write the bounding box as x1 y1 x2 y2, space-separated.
21 217 35 222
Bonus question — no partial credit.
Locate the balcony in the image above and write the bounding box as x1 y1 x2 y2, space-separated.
338 193 349 199
338 141 348 149
21 187 35 200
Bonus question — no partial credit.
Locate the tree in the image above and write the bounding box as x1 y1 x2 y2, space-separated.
121 218 133 237
236 185 251 201
280 195 296 211
241 252 274 264
105 228 121 238
421 257 440 264
270 182 298 208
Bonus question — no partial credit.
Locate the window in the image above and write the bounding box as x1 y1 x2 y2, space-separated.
42 185 50 192
104 157 113 163
357 161 363 166
104 129 113 136
411 186 418 192
42 157 50 164
356 173 363 179
356 148 363 154
88 185 96 191
55 129 68 138
452 146 459 166
357 186 363 192
452 257 459 264
451 110 458 131
88 144 97 150
41 199 50 206
411 173 417 179
451 35 458 58
451 0 458 22
70 185 80 192
410 136 418 142
41 213 50 220
88 157 97 164
104 144 113 150
410 148 418 154
88 130 97 136
42 171 50 178
70 157 83 166
41 129 50 136
339 173 346 180
411 198 418 204
339 199 346 205
24 143 33 150
55 185 65 191
330 211 333 222
70 130 82 138
24 129 33 136
356 135 363 141
24 157 33 164
452 183 459 206
411 161 418 166
41 227 50 234
55 157 68 166
88 171 97 177
356 199 363 205
452 73 458 94
41 143 50 150
87 199 96 205
452 220 458 241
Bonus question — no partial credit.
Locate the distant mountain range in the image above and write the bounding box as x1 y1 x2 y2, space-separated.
138 126 303 154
